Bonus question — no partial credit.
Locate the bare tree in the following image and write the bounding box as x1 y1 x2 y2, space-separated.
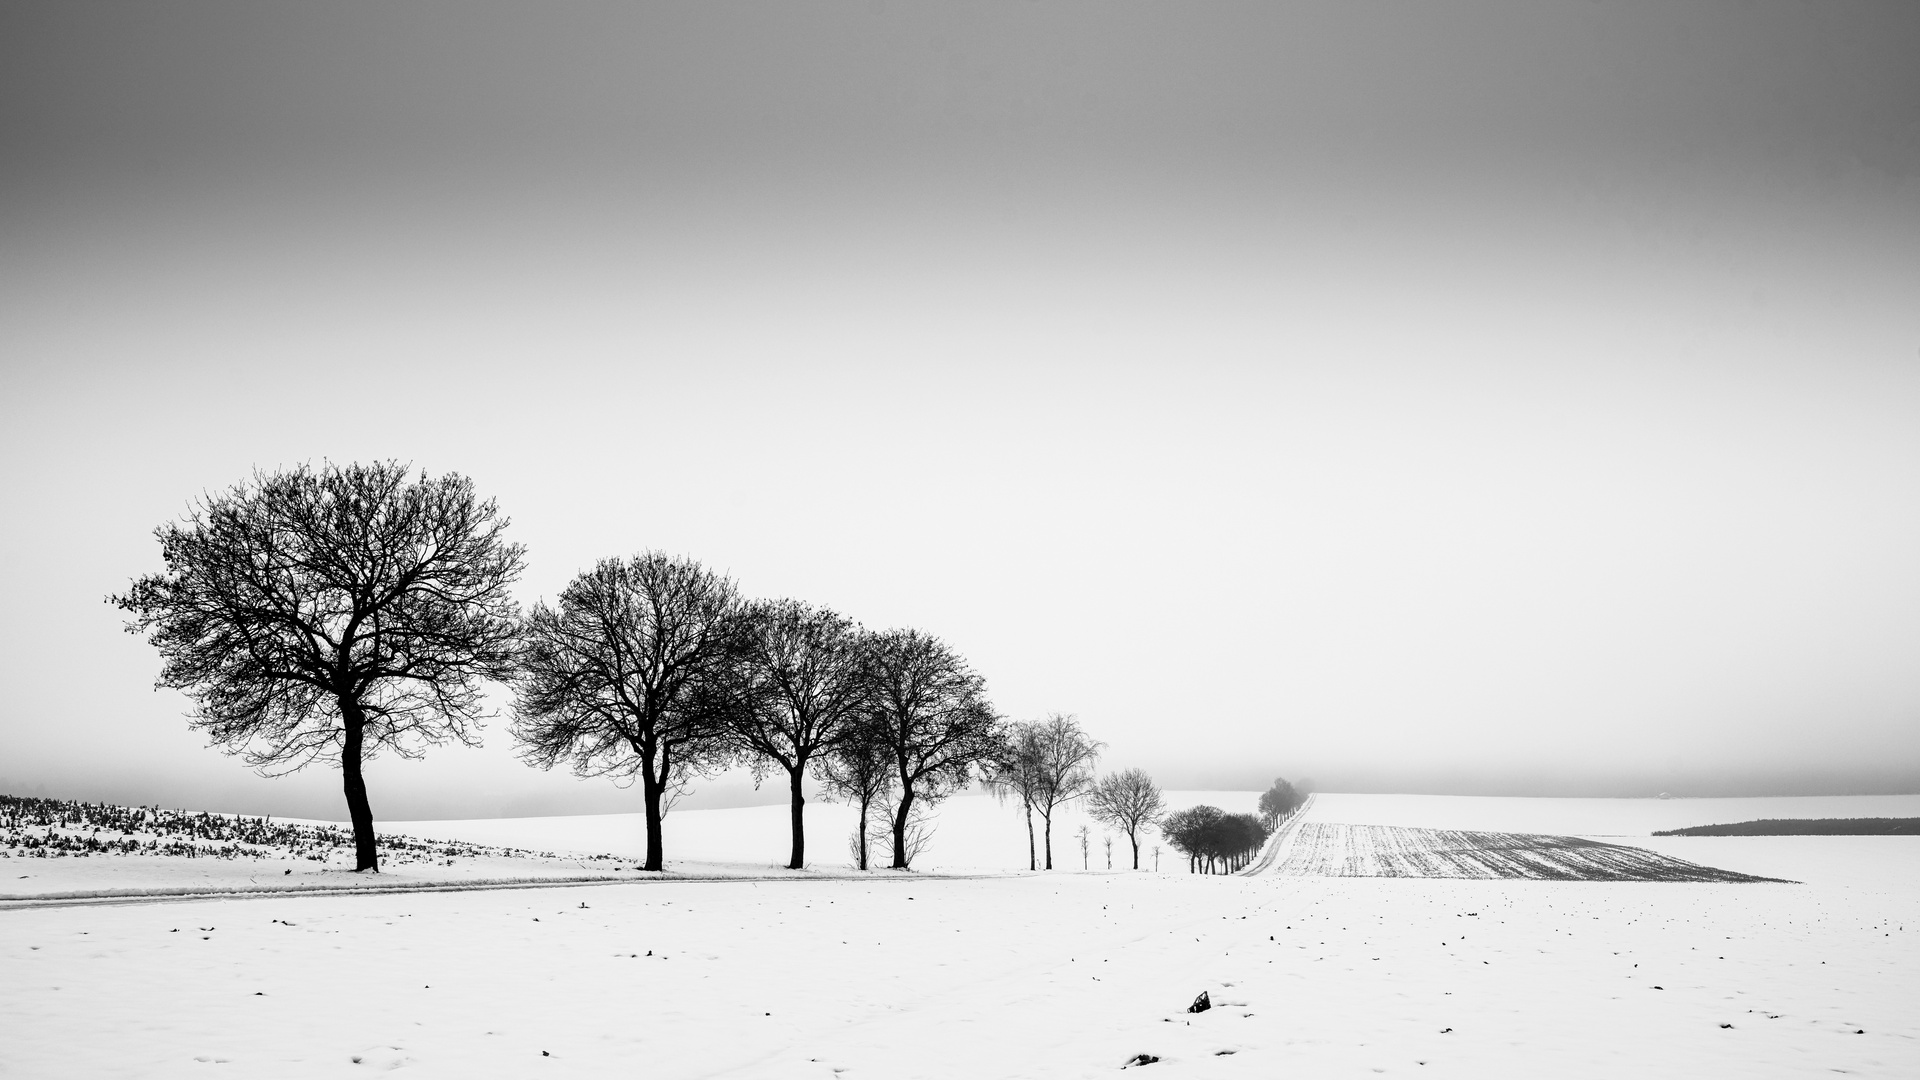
1086 767 1166 870
1162 804 1225 873
726 601 871 869
1103 833 1113 870
110 462 524 871
511 553 740 872
1029 713 1103 870
864 629 1003 869
818 715 893 870
1076 823 1091 869
981 721 1045 870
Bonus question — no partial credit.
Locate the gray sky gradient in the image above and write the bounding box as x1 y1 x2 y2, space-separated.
3 1 1917 819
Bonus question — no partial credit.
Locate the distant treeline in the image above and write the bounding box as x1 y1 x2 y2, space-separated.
1162 807 1269 874
1653 818 1920 837
1158 776 1308 875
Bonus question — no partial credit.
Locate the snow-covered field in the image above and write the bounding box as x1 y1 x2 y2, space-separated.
3 792 1915 1078
1298 792 1920 837
1265 822 1780 882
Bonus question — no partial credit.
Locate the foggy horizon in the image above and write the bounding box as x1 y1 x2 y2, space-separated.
3 0 1917 822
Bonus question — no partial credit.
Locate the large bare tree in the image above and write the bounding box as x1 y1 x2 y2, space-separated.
110 462 524 871
1086 767 1166 870
865 629 1003 869
510 552 740 871
726 600 872 869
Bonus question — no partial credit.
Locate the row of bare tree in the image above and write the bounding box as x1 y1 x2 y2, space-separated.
1161 806 1271 874
113 462 1021 872
118 463 1217 878
511 554 1008 873
979 713 1172 871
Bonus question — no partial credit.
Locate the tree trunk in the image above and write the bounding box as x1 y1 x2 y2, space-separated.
853 792 871 871
1024 802 1036 871
1041 805 1054 870
890 785 915 869
786 765 806 870
1129 831 1140 870
640 742 666 872
338 699 378 872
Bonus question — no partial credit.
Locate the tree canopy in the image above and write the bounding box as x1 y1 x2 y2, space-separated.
1086 767 1166 869
110 461 524 870
1161 805 1270 874
511 552 740 871
725 599 872 869
984 714 1103 870
982 721 1047 870
865 629 1003 869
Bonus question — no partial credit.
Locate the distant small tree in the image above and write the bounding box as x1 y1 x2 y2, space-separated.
818 716 893 871
981 721 1045 869
1087 768 1165 869
1029 713 1103 870
725 601 872 869
1076 823 1091 869
1257 777 1303 829
865 629 1003 869
110 461 525 872
1103 833 1113 869
511 553 740 872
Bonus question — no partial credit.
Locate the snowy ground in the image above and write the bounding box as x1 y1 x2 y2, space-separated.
1 790 1243 902
2 793 1915 1078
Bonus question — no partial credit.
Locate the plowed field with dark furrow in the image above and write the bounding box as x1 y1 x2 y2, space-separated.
1265 822 1786 882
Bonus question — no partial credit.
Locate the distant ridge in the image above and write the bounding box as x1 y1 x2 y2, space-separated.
1654 818 1920 837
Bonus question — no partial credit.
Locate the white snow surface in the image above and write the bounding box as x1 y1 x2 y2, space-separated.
376 790 1255 872
3 792 1915 1078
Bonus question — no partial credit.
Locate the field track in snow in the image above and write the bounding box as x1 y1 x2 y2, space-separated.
1258 822 1786 882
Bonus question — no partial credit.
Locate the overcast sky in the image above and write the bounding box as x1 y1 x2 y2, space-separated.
3 1 1917 820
